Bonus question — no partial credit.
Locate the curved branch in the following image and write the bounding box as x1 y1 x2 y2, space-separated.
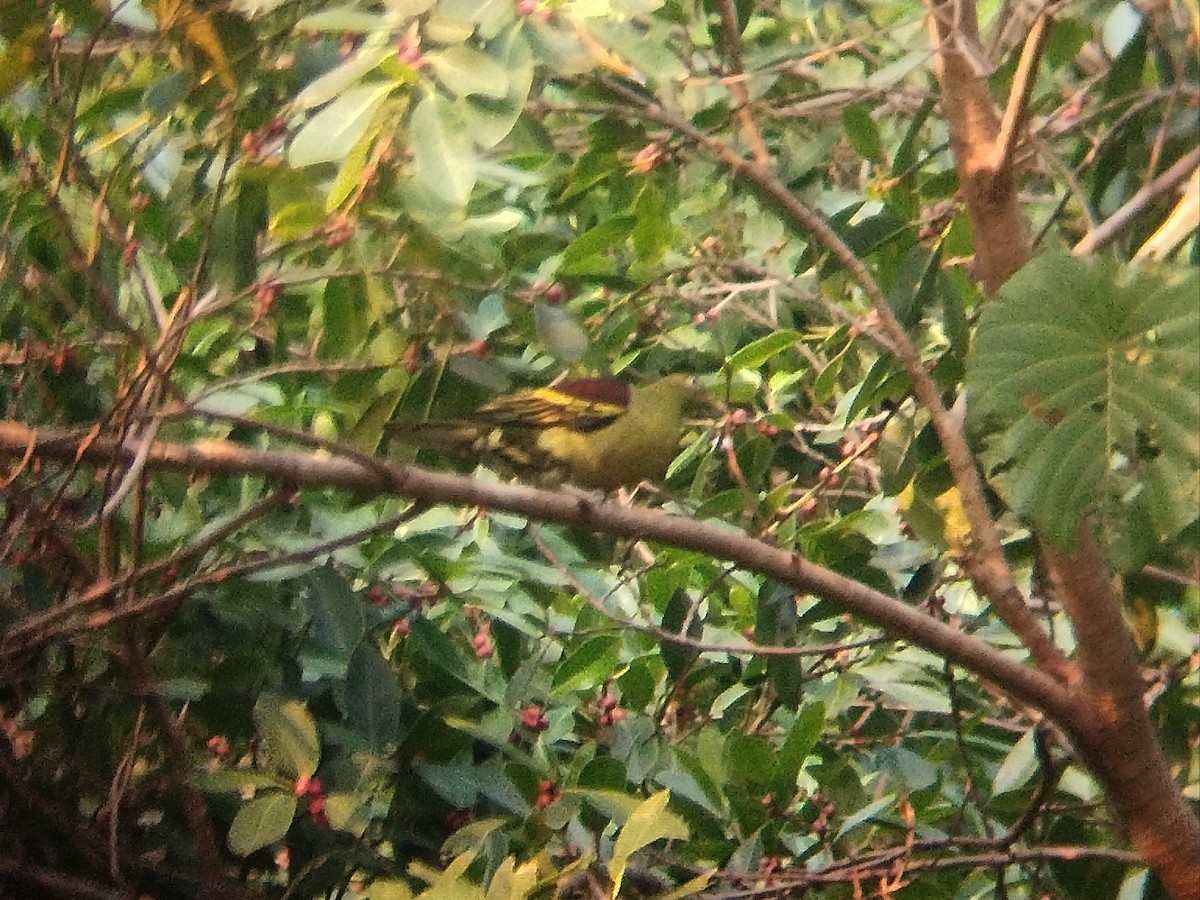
708 844 1145 897
596 78 1071 683
0 421 1072 721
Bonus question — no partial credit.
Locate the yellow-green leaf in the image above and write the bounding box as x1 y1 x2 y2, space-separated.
609 791 687 896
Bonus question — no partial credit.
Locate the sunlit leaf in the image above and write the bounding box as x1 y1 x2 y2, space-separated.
426 45 509 99
254 694 320 778
609 791 688 896
291 81 392 168
228 792 297 856
408 92 477 207
551 636 620 696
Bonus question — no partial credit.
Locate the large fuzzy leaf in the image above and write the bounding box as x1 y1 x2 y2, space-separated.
966 253 1199 569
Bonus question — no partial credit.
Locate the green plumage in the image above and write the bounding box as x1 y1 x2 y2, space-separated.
386 375 712 489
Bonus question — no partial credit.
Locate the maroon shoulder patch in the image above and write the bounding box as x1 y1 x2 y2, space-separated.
553 378 631 408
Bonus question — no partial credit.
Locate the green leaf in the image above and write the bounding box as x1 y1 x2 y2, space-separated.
835 793 895 838
438 0 513 38
559 216 635 274
725 330 801 372
888 245 942 329
812 344 848 404
842 103 881 161
463 28 533 148
756 581 803 709
344 643 404 751
992 728 1039 796
299 566 367 661
575 787 643 824
293 46 392 110
660 589 701 680
551 635 620 696
408 92 477 207
558 149 619 202
321 275 370 359
863 669 951 714
254 694 321 779
1102 4 1146 101
442 817 508 857
228 792 297 856
723 733 775 791
609 791 688 896
967 253 1200 564
269 199 326 241
632 182 671 264
414 754 481 808
771 702 825 799
407 616 478 692
1115 870 1152 900
425 45 509 99
289 81 393 168
326 123 374 211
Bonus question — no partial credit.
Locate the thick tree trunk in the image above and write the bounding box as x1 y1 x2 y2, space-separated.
1046 529 1200 900
926 3 1200 895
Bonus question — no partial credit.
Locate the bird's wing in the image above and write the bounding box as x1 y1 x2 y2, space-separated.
474 378 631 433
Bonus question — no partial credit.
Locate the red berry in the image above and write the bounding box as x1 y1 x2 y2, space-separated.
309 798 330 828
206 735 230 756
535 779 560 809
521 706 548 731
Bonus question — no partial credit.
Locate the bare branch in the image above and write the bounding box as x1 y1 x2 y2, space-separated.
1073 145 1200 256
597 77 1071 683
0 421 1073 720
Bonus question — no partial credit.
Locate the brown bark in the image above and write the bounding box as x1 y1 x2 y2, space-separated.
1045 525 1200 900
600 78 1073 683
0 420 1072 720
925 3 1199 894
926 0 1029 294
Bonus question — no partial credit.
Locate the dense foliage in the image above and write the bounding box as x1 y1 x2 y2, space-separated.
0 1 1196 899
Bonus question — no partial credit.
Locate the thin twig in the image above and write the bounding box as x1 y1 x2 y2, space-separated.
715 0 771 168
0 421 1074 721
534 530 893 659
596 76 1071 683
992 8 1051 172
1072 146 1200 256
